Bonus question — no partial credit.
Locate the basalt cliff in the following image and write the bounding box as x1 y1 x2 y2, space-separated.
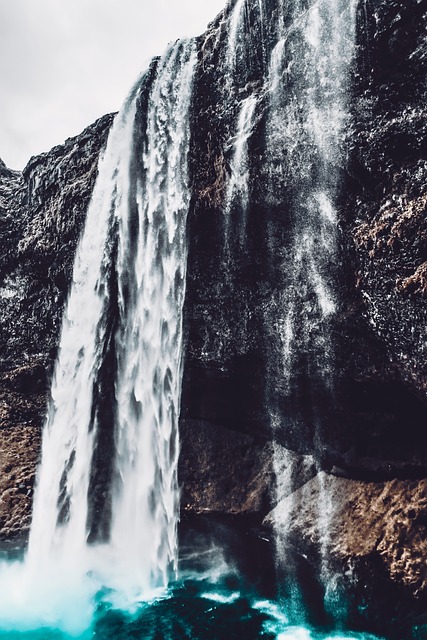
0 0 426 636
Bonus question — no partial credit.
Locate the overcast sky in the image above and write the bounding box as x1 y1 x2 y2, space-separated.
0 0 226 170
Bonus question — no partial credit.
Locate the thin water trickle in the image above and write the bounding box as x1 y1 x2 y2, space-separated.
266 0 359 617
224 94 258 247
227 0 247 73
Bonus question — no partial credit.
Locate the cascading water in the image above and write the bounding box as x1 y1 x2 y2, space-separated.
221 0 359 616
267 0 358 390
0 38 196 633
222 0 357 398
224 95 258 247
266 0 358 614
109 40 196 597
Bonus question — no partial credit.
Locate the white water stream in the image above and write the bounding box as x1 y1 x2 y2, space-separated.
222 0 360 613
224 94 258 246
267 0 359 610
0 39 196 633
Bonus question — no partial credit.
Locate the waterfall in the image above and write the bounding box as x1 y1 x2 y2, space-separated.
222 0 357 396
267 0 358 389
219 5 358 595
266 0 358 613
25 38 196 607
109 40 196 596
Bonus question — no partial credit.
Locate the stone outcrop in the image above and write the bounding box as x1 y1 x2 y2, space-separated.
0 113 114 364
0 0 426 634
179 420 275 518
265 473 427 636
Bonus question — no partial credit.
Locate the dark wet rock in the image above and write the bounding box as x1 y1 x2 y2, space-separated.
179 420 316 519
264 473 427 632
0 425 42 542
179 419 275 518
343 0 427 401
0 113 114 365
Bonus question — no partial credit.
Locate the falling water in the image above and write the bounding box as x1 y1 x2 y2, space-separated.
222 0 357 398
27 90 138 569
218 1 358 608
267 0 358 389
110 40 196 597
20 37 197 617
225 0 267 82
227 0 248 73
224 95 258 246
266 0 358 616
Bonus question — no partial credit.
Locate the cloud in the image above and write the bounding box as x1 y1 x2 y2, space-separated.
0 0 226 169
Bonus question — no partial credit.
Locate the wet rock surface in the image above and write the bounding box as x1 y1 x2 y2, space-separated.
265 473 427 633
344 0 427 399
179 419 275 519
0 424 41 542
182 0 427 476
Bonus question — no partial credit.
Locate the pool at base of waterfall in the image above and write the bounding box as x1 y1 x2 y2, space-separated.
0 581 382 640
0 518 423 640
0 595 381 640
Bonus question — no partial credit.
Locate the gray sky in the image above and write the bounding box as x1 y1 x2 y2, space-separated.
0 0 226 170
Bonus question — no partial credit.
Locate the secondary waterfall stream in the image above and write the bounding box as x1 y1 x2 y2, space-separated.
222 0 358 614
268 0 358 614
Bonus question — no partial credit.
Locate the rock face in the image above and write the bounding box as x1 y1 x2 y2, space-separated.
0 0 426 633
0 114 114 363
182 0 427 476
179 420 275 519
265 474 427 636
342 0 427 471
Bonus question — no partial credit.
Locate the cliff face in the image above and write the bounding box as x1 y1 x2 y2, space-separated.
182 0 427 477
0 0 426 630
343 0 427 465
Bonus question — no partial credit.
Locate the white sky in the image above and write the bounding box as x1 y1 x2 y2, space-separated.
0 0 226 170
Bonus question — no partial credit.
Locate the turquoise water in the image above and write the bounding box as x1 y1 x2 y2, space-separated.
0 519 423 640
0 575 382 640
